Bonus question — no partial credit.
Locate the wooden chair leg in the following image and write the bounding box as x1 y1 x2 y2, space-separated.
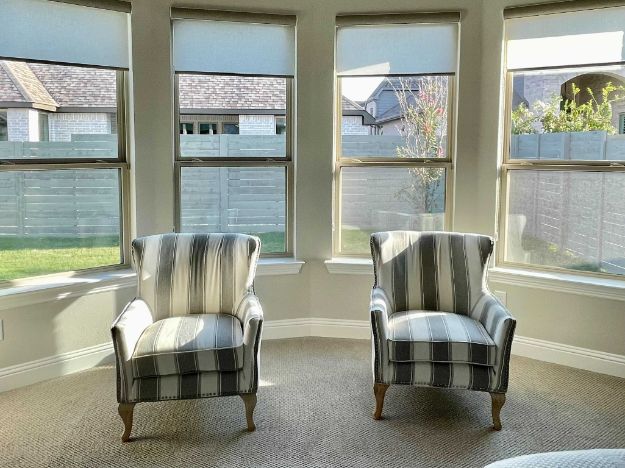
490 392 506 431
373 383 390 420
118 403 135 442
240 393 257 432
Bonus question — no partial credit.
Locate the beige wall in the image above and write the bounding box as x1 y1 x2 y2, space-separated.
1 0 624 372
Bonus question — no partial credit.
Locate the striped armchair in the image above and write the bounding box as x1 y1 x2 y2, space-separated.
111 233 263 441
370 231 516 430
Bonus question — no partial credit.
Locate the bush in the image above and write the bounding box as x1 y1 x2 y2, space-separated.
511 82 625 135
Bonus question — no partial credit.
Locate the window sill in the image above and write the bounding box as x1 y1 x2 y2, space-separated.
325 258 373 275
488 267 625 302
257 258 304 276
0 268 136 311
0 258 305 310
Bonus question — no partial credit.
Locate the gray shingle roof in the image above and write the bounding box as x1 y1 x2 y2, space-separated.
29 62 116 108
0 64 24 103
0 61 373 118
179 75 286 111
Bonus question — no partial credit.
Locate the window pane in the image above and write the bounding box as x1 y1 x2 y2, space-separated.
340 75 450 159
180 166 286 254
178 74 287 158
506 170 625 276
0 60 118 160
0 169 122 281
199 123 217 135
509 66 625 161
340 166 446 254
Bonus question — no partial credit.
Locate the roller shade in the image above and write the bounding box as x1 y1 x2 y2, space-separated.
336 22 459 76
506 7 625 70
0 0 130 69
173 19 295 76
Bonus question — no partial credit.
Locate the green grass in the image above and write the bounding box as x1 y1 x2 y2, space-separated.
340 229 374 255
254 232 285 254
0 236 121 281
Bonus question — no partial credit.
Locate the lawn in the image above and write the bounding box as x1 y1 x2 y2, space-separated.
0 232 287 282
0 236 121 281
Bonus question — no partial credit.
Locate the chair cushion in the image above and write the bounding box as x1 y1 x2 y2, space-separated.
387 311 496 366
132 314 244 378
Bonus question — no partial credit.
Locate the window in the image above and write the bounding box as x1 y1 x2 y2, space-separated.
0 110 7 141
501 5 625 277
620 113 625 134
334 16 459 255
0 0 130 282
172 11 295 256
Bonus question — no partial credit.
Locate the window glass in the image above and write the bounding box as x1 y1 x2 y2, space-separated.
509 66 625 161
340 166 446 254
0 60 118 160
0 169 122 281
340 75 451 159
178 74 286 158
199 122 217 135
506 170 625 276
180 166 286 253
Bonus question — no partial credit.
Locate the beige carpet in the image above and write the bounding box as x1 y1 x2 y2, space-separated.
1 337 624 467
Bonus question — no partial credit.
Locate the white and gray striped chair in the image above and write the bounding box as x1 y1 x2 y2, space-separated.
111 233 263 441
370 231 516 430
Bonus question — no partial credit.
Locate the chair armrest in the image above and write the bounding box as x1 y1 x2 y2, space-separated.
236 293 264 347
370 287 394 383
370 287 393 341
111 298 153 362
471 292 517 392
111 298 153 402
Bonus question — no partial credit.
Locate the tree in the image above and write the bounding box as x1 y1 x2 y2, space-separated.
391 76 448 214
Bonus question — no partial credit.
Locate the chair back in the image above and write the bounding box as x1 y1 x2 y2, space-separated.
370 231 493 315
132 233 260 321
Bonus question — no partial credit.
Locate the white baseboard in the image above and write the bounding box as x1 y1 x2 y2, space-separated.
0 342 114 393
263 318 370 340
1 319 623 393
512 336 625 379
265 318 625 378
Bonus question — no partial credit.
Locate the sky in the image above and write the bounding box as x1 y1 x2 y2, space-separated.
341 76 385 102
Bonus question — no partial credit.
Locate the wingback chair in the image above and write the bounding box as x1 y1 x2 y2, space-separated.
369 231 516 430
111 233 263 441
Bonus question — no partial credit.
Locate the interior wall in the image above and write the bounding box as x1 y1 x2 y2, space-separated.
1 0 624 373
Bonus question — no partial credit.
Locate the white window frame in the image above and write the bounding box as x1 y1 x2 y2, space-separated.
173 74 295 258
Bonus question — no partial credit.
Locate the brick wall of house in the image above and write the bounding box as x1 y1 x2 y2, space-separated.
6 108 39 142
341 115 370 135
48 113 112 142
239 114 276 135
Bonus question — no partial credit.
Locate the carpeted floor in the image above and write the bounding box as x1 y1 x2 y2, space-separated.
1 337 624 467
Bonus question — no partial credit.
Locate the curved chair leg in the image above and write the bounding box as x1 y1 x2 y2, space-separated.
240 393 257 432
373 383 390 420
490 392 506 431
118 403 135 442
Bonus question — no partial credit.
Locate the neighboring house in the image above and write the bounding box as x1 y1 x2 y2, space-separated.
0 60 375 141
362 77 420 136
515 71 625 132
0 60 116 142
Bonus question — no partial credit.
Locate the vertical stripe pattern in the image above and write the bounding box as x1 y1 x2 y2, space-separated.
131 233 261 321
371 231 494 314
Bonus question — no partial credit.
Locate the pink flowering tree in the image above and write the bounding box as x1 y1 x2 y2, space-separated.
391 76 448 213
